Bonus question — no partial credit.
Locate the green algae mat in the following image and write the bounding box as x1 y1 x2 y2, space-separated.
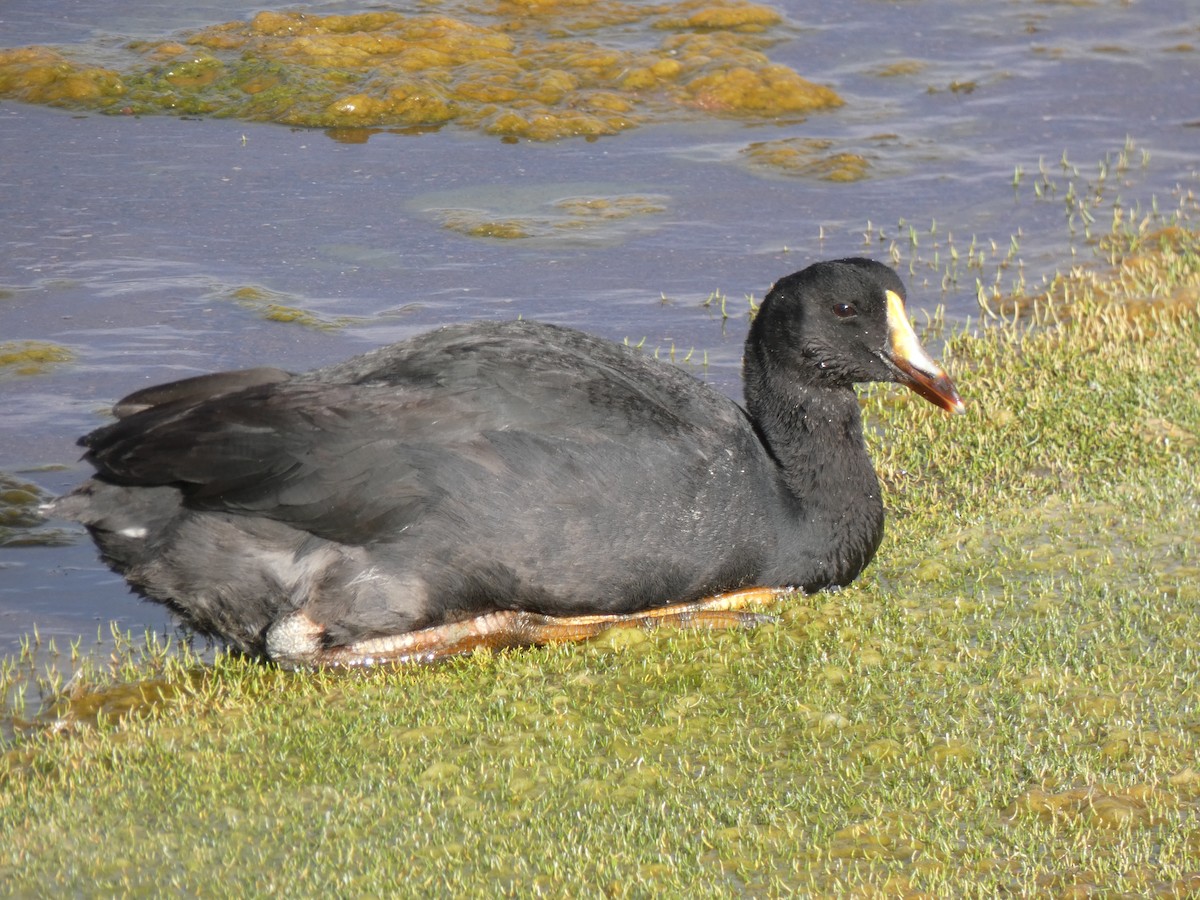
0 1 841 141
2 230 1198 894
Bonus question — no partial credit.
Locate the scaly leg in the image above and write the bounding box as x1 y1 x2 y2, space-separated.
304 586 793 668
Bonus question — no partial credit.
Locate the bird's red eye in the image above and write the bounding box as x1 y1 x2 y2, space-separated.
834 303 857 318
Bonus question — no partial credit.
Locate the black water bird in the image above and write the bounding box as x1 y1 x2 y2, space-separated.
51 258 964 667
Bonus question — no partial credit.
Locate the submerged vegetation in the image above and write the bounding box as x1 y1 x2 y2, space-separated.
2 213 1198 893
740 137 871 182
434 193 669 241
0 340 73 377
0 1 842 140
218 285 362 330
0 473 74 548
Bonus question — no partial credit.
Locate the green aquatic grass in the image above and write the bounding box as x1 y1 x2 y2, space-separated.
2 239 1199 894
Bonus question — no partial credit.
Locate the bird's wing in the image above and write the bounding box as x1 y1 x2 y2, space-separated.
80 330 744 546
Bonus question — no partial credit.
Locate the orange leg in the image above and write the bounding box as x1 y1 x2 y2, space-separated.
311 586 794 668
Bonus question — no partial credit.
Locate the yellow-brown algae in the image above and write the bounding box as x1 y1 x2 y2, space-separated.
741 137 871 182
432 194 668 240
0 2 843 139
0 340 74 376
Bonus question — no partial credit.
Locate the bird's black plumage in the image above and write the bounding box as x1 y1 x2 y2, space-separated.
52 258 962 665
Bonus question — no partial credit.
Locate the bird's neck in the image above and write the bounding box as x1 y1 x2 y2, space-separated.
743 346 885 589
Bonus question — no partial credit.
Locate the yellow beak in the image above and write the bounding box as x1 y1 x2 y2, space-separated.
884 290 965 414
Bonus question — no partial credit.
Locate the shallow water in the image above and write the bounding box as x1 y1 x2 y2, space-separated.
1 0 1197 652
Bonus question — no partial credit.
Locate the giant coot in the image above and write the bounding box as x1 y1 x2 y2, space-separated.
51 258 963 667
